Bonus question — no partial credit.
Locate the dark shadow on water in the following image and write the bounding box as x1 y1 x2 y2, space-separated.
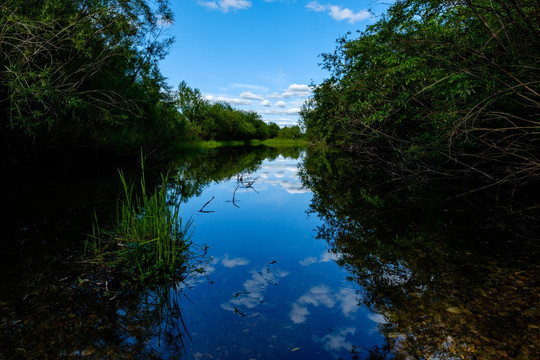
300 148 540 360
0 145 305 359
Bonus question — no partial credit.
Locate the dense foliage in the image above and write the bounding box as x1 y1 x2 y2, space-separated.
176 81 301 141
0 1 300 165
0 0 188 162
301 0 540 187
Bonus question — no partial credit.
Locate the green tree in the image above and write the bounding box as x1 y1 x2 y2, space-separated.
173 82 274 141
277 125 302 139
1 0 181 163
301 0 540 187
267 122 280 138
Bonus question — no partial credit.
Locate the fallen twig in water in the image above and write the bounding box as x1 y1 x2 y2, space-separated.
199 196 215 213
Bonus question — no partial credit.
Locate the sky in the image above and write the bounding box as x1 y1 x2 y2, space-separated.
159 0 391 127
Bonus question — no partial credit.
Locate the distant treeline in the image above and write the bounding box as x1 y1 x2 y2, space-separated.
176 81 302 142
0 0 302 166
301 0 540 188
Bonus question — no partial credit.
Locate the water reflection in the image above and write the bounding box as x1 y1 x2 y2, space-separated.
8 144 532 359
300 148 540 359
1 281 192 359
2 146 388 359
164 149 385 359
290 286 359 324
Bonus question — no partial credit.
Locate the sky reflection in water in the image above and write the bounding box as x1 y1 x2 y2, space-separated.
175 154 384 359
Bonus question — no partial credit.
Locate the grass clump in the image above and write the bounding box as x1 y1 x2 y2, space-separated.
87 160 195 288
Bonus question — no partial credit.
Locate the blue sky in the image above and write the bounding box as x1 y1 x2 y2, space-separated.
159 1 390 127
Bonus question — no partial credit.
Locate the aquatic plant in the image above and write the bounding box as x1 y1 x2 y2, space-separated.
87 159 194 288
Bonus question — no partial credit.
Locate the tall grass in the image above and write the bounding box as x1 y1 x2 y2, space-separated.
87 159 193 287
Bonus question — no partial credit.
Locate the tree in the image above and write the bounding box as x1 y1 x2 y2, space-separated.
1 0 179 162
301 0 540 187
278 125 302 139
267 122 280 138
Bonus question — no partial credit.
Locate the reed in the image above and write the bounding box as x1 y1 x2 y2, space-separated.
87 158 193 287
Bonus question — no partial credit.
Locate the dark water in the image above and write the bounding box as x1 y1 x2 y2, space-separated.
1 146 538 359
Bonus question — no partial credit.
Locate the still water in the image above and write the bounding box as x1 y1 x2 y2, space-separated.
175 153 384 359
1 146 539 359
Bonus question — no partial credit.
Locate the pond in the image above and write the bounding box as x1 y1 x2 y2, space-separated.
1 146 539 359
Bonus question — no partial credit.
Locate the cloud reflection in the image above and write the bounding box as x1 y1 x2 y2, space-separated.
221 265 289 313
367 313 388 324
221 255 249 268
289 285 360 324
299 251 341 266
257 157 310 195
319 327 356 352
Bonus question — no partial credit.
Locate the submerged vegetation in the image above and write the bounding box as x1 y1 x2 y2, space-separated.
86 159 197 288
300 149 540 359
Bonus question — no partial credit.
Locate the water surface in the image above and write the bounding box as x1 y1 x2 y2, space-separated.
174 152 385 359
1 146 538 359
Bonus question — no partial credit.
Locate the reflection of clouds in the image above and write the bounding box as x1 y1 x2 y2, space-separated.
321 252 340 262
368 313 388 324
221 266 289 313
300 251 341 266
289 285 360 324
290 303 310 324
339 288 359 317
266 179 308 194
298 285 336 308
319 327 356 352
275 171 286 178
221 255 249 268
256 156 310 195
299 256 317 266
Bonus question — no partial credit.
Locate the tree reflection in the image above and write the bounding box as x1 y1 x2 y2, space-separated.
0 145 305 359
1 276 196 359
300 149 540 360
166 145 303 201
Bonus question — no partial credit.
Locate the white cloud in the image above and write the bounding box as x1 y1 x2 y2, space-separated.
205 95 251 105
261 116 298 127
231 83 269 92
198 0 252 12
261 108 300 116
260 100 271 107
241 91 264 100
289 98 308 108
267 92 283 99
306 1 326 12
276 101 287 108
306 1 371 24
267 84 313 99
328 5 370 23
288 84 311 93
198 1 219 10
